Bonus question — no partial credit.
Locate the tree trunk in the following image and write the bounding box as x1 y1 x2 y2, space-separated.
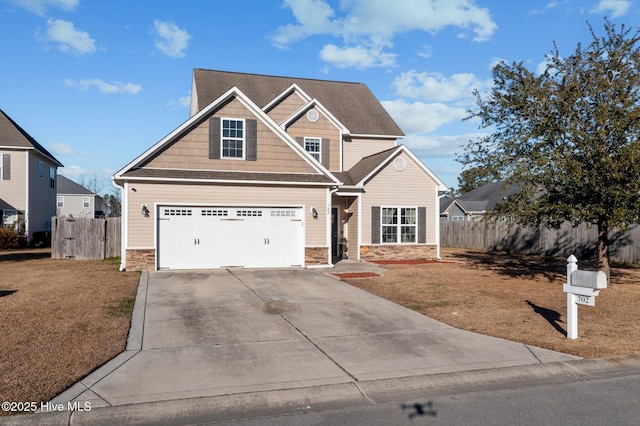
597 222 610 282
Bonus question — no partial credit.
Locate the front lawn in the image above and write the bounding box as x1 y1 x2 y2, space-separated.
0 250 139 412
344 248 640 358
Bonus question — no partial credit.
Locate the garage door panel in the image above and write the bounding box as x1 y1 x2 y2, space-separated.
157 206 304 270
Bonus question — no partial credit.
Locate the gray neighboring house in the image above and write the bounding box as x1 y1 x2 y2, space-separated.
0 108 63 241
56 175 104 218
441 181 523 221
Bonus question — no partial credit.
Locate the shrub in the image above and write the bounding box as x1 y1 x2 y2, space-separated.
0 227 19 250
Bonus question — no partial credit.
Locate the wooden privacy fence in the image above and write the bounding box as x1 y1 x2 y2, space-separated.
440 221 640 264
51 217 121 260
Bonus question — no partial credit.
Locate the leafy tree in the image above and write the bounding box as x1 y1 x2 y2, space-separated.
460 20 640 279
457 165 500 194
104 193 122 217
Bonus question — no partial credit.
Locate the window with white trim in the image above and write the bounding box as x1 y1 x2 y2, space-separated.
57 196 64 207
452 215 464 221
304 137 321 161
83 196 90 208
221 118 244 159
2 209 18 228
381 207 417 243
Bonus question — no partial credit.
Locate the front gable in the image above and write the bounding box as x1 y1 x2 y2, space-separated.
116 88 339 184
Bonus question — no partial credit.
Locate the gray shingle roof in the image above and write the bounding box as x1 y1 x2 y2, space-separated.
192 69 404 137
456 181 524 213
0 108 63 166
57 175 93 195
333 146 399 186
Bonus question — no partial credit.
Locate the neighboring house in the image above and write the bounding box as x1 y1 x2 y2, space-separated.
113 69 447 271
0 108 63 241
440 181 523 221
56 175 104 218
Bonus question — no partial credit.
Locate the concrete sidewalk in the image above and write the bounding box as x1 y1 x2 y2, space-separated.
9 264 617 425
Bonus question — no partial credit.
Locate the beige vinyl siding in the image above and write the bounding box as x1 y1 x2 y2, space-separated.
146 97 317 174
126 182 328 248
0 150 26 211
27 152 57 234
343 137 397 170
57 194 95 218
360 153 438 245
267 92 307 124
286 111 340 171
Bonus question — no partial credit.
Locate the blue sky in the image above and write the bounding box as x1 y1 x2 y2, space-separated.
0 0 637 195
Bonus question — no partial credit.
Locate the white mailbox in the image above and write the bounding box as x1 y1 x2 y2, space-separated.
563 255 607 339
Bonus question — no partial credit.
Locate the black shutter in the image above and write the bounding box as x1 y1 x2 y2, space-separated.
246 119 257 161
209 117 220 159
2 154 10 180
371 206 380 244
321 138 329 168
418 207 426 243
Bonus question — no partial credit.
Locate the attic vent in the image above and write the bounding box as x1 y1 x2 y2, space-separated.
394 157 406 171
306 109 319 123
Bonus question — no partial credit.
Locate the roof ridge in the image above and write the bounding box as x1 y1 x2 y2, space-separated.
194 68 364 86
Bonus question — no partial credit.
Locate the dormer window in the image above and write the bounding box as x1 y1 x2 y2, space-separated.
304 137 321 161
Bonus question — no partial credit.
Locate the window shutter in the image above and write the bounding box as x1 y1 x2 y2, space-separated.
3 154 10 180
418 206 427 244
321 138 329 168
371 206 380 244
295 137 304 147
209 117 220 159
246 119 257 161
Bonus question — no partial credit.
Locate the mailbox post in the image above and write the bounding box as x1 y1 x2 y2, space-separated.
562 255 607 339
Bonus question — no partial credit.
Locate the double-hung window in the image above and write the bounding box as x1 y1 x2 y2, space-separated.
221 118 244 159
83 196 90 208
381 207 417 243
57 196 64 208
304 137 321 161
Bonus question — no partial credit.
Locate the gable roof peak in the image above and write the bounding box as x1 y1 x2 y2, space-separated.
0 108 63 166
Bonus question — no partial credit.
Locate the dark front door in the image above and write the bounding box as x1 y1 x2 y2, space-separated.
331 207 339 258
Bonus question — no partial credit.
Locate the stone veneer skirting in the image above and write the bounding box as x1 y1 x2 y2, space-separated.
126 249 156 271
305 247 329 266
360 244 438 261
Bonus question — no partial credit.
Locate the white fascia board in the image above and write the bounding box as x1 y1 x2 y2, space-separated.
263 83 311 112
280 99 349 134
348 133 405 140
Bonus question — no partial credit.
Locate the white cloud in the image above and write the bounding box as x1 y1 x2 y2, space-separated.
403 132 487 159
392 70 491 104
590 0 631 17
382 99 468 134
166 95 191 108
153 20 191 58
319 43 396 68
49 142 86 156
5 0 77 16
272 0 497 69
45 19 96 55
64 78 142 94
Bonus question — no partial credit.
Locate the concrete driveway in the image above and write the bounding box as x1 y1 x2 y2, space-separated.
52 266 580 411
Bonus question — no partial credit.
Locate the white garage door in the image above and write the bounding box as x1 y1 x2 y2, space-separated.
157 206 304 270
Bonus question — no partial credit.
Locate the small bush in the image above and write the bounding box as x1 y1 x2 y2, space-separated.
0 228 19 250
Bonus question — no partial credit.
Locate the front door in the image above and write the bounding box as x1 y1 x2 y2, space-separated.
331 207 339 259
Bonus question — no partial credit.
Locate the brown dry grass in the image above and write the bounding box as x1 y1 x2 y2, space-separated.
344 248 640 359
0 250 139 412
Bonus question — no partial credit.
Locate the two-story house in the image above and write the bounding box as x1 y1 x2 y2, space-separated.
57 175 105 218
0 108 63 243
113 70 446 271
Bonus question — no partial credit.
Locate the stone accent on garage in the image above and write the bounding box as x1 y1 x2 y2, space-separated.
305 247 329 266
360 244 438 261
126 249 155 271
